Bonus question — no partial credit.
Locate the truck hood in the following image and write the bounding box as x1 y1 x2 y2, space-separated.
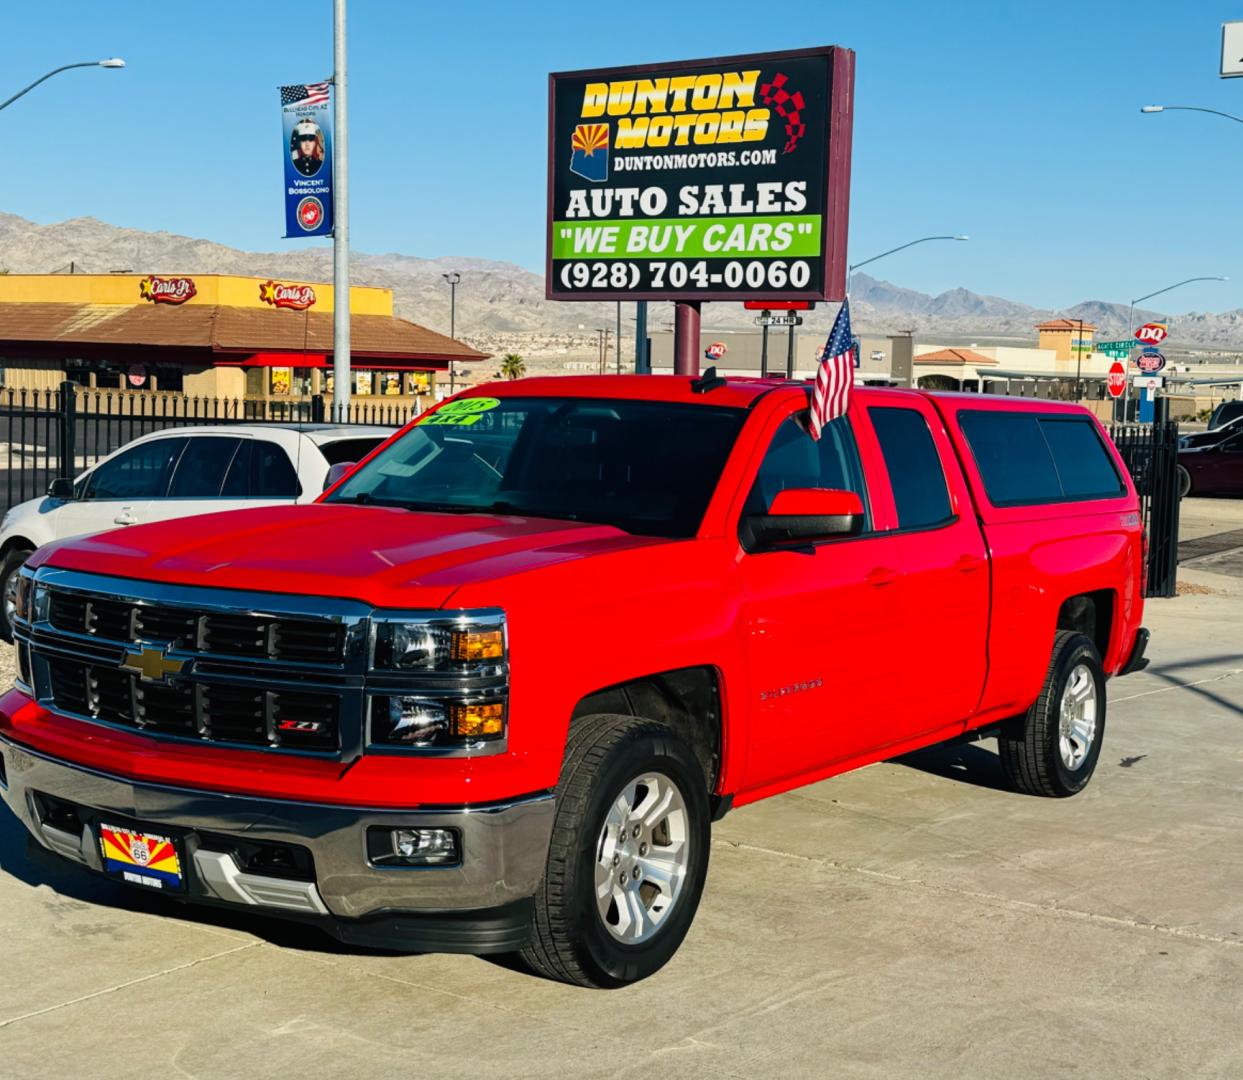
33 503 664 608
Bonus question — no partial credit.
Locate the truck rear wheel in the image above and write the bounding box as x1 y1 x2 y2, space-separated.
521 713 711 988
998 631 1105 798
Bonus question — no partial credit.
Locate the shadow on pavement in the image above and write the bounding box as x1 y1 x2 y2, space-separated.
890 739 1010 792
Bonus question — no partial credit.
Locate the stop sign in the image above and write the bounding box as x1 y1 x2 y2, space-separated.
1107 361 1126 398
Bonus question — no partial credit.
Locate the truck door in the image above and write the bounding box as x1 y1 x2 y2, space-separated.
735 403 903 788
860 399 990 737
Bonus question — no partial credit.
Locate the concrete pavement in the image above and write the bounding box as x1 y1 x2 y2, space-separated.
0 588 1241 1075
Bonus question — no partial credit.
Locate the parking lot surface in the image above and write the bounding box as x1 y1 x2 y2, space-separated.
0 538 1240 1077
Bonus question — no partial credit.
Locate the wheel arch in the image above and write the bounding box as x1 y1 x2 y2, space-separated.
1056 589 1115 667
571 665 725 804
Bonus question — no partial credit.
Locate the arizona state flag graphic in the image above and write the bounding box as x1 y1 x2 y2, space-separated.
570 123 609 182
99 825 184 890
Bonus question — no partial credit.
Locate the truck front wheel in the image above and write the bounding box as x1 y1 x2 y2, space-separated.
522 713 711 988
998 631 1106 798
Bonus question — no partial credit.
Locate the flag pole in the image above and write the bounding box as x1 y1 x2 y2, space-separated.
332 0 350 421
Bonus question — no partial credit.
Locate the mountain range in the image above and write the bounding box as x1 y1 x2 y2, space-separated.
2 212 1241 356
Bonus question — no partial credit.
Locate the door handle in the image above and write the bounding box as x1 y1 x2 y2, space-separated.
114 508 138 525
866 566 901 587
954 554 986 573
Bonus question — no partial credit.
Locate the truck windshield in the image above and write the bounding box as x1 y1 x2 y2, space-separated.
326 396 748 538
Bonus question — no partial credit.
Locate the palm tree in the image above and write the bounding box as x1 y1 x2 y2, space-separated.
500 353 526 380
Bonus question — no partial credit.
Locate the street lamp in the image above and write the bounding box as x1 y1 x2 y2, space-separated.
0 59 125 112
442 271 461 394
1123 276 1228 415
1140 104 1243 125
848 234 969 292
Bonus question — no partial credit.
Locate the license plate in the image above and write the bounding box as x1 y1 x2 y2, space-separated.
98 823 184 892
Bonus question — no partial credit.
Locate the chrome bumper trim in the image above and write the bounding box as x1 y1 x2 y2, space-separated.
0 734 555 919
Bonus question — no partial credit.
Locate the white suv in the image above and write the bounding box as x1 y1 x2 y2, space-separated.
0 423 394 638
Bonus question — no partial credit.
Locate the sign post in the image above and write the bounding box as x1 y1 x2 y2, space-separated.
548 46 854 375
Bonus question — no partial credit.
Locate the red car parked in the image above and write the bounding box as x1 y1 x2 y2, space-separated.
0 376 1148 987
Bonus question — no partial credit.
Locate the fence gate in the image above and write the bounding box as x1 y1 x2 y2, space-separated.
1109 417 1181 598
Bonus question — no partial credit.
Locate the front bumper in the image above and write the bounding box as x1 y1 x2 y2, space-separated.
0 733 554 953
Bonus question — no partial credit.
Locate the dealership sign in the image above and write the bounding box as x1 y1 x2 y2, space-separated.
138 276 196 305
1134 322 1168 345
259 280 317 311
547 47 855 302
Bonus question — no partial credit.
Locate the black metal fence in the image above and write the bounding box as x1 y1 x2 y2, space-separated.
1109 417 1181 598
0 384 415 514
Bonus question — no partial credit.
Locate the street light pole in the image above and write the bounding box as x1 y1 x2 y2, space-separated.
331 0 350 422
0 58 125 113
848 234 969 294
1124 276 1228 417
442 271 461 394
1140 104 1243 125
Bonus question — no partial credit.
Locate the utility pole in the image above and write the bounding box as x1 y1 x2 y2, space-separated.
331 0 350 422
786 321 797 379
634 301 649 374
760 314 770 377
616 302 622 375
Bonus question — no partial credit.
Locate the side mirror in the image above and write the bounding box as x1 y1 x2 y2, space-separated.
47 478 74 500
743 488 864 551
322 462 357 492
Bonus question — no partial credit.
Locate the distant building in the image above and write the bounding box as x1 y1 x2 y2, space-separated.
0 273 486 410
1036 318 1097 362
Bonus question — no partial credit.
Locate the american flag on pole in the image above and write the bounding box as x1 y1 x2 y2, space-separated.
281 82 331 107
809 299 855 441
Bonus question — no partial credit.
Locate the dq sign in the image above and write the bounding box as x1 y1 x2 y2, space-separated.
705 342 727 361
1135 322 1168 345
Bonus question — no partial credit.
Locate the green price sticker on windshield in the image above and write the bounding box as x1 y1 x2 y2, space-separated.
418 397 500 427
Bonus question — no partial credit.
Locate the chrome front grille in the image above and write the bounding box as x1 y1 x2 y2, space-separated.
47 591 345 665
18 568 370 759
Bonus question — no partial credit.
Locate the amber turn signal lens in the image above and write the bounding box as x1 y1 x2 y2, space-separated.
449 703 504 738
450 628 504 662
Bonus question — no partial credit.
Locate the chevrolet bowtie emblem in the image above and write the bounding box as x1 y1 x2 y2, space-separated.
120 645 187 683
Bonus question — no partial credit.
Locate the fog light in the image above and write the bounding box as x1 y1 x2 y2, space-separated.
367 826 461 866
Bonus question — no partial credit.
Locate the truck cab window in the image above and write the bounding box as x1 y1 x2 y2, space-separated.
869 407 953 530
744 413 868 524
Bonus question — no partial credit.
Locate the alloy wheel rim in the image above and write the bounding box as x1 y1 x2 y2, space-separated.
593 771 690 944
1058 663 1098 770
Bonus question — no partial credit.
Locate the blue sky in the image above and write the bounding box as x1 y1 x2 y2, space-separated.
1 0 1240 313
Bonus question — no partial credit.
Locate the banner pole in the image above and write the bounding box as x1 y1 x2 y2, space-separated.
332 0 350 421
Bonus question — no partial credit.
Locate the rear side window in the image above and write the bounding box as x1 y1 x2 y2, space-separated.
221 440 302 498
869 407 953 529
318 437 386 466
958 412 1125 507
167 437 242 498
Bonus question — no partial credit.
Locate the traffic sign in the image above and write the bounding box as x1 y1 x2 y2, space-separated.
1135 322 1169 345
755 314 803 327
1107 362 1126 398
1132 375 1164 389
1096 339 1134 359
1137 348 1166 374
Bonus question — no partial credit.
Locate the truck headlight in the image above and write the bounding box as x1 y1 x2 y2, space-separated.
372 611 505 672
369 610 508 750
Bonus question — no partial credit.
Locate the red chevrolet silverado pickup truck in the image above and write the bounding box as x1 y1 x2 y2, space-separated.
0 375 1148 987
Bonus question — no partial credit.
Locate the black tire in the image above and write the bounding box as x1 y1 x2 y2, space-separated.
521 713 711 988
999 631 1106 798
0 546 32 643
1177 465 1192 499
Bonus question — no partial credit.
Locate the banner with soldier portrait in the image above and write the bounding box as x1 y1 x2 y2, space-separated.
280 82 334 238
